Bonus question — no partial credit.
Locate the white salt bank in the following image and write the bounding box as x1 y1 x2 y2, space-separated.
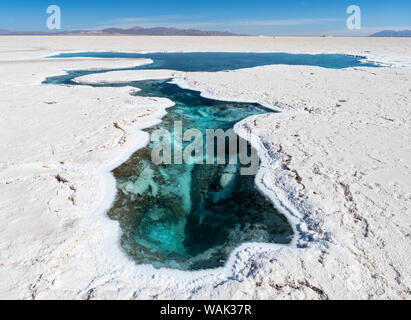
0 36 410 299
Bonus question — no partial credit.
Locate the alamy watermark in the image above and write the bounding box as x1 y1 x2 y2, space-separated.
346 5 361 30
150 121 259 176
47 5 61 30
46 4 361 32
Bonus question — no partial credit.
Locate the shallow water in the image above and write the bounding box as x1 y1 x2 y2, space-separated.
107 80 294 270
46 52 375 270
51 51 377 71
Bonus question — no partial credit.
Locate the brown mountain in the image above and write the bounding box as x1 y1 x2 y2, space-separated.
100 26 242 36
0 26 244 36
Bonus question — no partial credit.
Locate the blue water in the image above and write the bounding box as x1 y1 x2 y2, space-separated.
46 52 375 270
51 51 377 71
105 81 293 270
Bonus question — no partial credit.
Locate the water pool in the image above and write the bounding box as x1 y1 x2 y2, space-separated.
46 52 376 270
51 51 376 71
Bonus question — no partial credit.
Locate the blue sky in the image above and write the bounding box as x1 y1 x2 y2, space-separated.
1 0 410 36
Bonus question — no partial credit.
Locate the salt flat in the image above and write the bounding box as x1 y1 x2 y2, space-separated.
0 36 410 299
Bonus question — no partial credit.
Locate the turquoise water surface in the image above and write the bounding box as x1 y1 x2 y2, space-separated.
51 51 376 71
46 52 375 270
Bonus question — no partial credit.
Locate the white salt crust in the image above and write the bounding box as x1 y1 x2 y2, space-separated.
0 36 410 299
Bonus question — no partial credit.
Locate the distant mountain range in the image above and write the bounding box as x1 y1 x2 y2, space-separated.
100 26 242 36
3 27 410 37
369 30 411 37
0 26 243 36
